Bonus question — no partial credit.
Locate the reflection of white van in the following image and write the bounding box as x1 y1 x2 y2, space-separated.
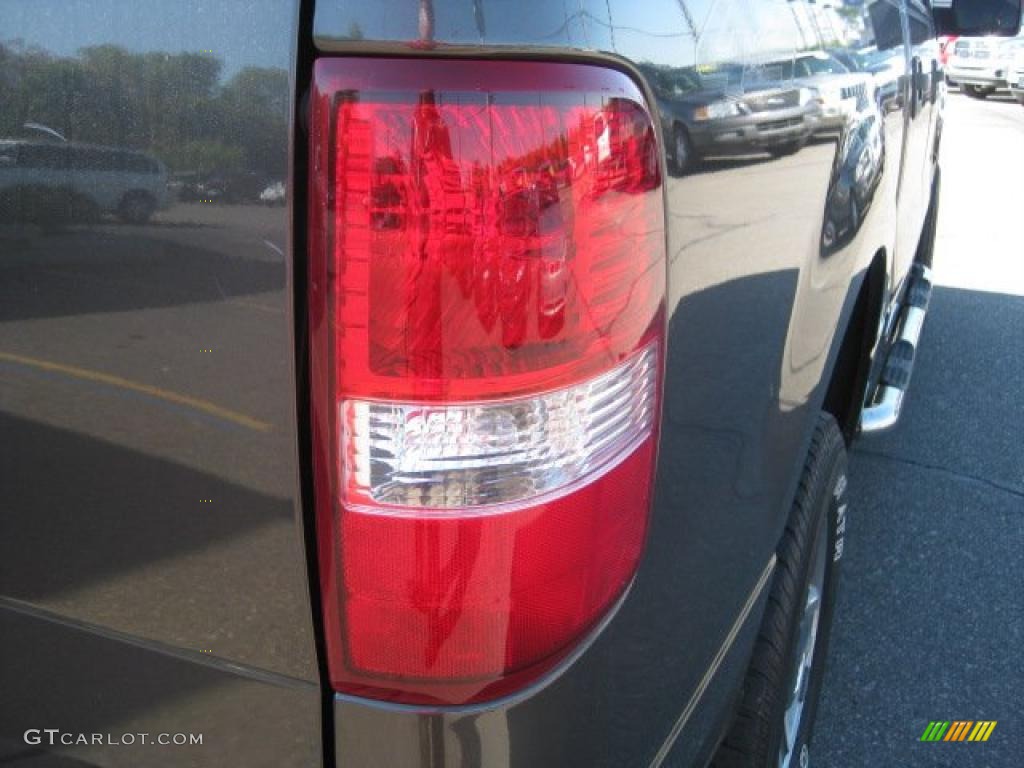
0 139 168 223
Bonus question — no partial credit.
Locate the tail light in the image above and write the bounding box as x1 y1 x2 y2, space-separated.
309 58 666 705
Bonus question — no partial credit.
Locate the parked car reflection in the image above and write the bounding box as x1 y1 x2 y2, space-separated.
172 169 279 205
858 46 907 113
640 63 820 175
0 137 168 225
820 112 885 256
826 47 870 75
764 51 874 132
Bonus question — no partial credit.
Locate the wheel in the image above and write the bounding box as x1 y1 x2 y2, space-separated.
768 140 804 158
118 191 156 224
961 84 990 99
1016 94 1024 106
712 414 848 768
672 125 695 175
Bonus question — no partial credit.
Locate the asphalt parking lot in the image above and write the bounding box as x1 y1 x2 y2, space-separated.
815 90 1024 766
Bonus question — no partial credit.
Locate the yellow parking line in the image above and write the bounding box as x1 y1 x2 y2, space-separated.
0 351 272 433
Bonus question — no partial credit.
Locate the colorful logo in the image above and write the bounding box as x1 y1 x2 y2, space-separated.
920 721 997 742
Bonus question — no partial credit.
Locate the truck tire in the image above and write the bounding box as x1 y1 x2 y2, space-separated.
712 414 847 768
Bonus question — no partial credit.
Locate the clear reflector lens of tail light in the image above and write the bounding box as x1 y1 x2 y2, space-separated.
309 57 666 705
343 344 657 512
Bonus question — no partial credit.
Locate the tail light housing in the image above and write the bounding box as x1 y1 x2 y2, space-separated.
309 58 666 705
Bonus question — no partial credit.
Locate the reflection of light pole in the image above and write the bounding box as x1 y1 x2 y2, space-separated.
820 3 840 44
787 1 811 49
606 0 618 50
805 1 826 47
22 122 67 142
674 0 699 39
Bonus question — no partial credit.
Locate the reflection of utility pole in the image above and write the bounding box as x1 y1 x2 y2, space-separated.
472 0 486 39
674 0 699 39
419 0 435 44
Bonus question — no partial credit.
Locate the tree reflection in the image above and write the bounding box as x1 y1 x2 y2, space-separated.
0 41 287 180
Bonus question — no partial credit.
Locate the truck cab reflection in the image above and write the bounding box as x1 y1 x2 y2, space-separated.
0 137 168 226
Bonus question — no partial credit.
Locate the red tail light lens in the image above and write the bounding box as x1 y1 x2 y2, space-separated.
309 58 666 705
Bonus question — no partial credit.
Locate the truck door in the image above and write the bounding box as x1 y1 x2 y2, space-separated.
893 0 936 293
907 0 941 229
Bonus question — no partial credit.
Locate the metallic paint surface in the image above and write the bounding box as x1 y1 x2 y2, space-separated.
1 1 321 765
313 1 938 766
0 0 942 765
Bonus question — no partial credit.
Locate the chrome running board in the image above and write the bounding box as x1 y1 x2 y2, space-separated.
860 264 932 433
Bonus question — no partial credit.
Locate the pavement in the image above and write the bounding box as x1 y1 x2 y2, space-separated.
814 90 1024 765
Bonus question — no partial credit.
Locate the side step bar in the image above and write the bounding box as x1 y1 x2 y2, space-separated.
860 264 932 433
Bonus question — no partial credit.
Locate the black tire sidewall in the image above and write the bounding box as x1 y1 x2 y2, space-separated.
775 441 848 766
712 416 848 768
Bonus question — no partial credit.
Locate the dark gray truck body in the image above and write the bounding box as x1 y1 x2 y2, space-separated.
0 1 941 766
